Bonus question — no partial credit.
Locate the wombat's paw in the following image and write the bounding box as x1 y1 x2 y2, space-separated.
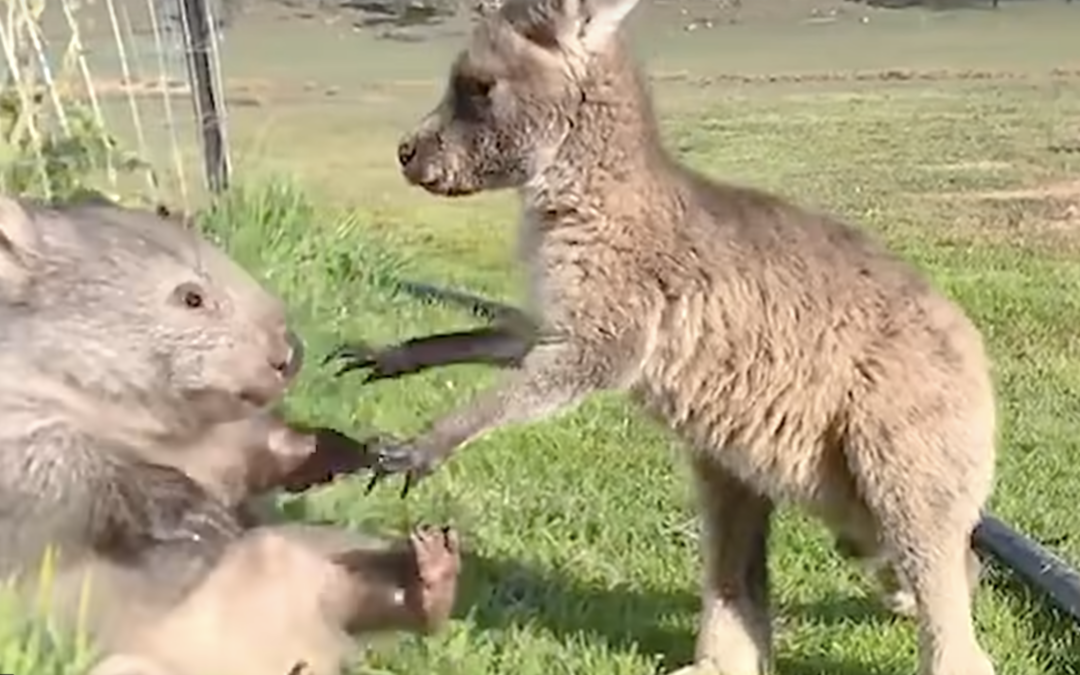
363 437 437 499
267 426 318 466
286 661 310 675
880 588 917 618
664 663 725 675
88 654 174 675
411 525 461 581
666 661 758 675
407 525 461 629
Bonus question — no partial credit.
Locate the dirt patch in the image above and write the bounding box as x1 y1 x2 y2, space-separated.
962 179 1080 203
653 66 1080 87
84 76 346 107
82 65 1080 109
930 179 1080 253
921 160 1014 174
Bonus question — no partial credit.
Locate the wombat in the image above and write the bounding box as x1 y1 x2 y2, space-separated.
90 419 462 675
0 195 459 675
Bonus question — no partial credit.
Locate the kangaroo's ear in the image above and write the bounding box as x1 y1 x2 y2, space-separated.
577 0 642 52
516 0 635 54
472 0 503 17
0 196 41 301
502 0 581 51
506 0 640 55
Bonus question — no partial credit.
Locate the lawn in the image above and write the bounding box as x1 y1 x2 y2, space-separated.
11 0 1080 674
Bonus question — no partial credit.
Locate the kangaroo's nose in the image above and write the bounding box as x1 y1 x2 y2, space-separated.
398 136 418 169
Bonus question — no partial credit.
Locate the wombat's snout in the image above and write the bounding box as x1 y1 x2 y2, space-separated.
274 329 305 381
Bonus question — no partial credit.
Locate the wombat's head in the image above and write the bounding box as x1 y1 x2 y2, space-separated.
396 0 644 197
0 196 303 426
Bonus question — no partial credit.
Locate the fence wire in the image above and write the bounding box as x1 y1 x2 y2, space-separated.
0 0 233 211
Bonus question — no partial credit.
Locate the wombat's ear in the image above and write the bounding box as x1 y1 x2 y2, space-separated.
0 196 40 295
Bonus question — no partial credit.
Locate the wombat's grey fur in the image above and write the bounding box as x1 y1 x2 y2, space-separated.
353 0 1001 673
0 194 297 588
0 196 460 675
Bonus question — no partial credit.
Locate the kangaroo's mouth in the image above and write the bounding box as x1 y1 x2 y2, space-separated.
413 174 480 198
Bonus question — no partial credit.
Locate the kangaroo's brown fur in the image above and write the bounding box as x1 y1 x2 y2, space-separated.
367 1 1000 673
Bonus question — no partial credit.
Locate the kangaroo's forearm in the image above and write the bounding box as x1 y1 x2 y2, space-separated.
394 280 532 326
407 339 614 463
382 326 535 375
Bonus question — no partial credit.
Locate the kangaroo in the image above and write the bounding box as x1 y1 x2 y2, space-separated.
0 195 459 675
333 0 1000 673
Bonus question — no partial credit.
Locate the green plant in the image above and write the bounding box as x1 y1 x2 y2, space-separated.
0 0 152 203
0 87 146 201
0 548 100 675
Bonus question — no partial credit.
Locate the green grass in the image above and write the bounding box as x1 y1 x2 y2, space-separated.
8 1 1080 674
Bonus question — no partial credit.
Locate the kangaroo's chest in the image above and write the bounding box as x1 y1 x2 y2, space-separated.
631 308 852 506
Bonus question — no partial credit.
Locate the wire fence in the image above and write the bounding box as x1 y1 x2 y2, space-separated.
0 0 238 211
0 0 485 211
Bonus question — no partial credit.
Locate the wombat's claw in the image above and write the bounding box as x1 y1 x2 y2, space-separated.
363 439 433 499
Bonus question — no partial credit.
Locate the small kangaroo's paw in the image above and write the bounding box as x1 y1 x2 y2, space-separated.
324 341 427 384
363 438 438 499
323 342 380 381
278 429 400 493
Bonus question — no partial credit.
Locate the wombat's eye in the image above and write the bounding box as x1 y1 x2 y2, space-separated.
173 282 206 310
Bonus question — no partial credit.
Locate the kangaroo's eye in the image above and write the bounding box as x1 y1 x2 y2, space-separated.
453 74 495 122
455 74 493 102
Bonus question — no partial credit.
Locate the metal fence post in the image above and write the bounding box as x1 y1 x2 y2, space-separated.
177 0 229 194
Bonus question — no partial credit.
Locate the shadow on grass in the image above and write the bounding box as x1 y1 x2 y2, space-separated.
456 551 904 675
980 560 1080 673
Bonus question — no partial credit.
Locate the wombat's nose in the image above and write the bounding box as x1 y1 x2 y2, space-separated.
397 137 418 169
274 329 305 379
